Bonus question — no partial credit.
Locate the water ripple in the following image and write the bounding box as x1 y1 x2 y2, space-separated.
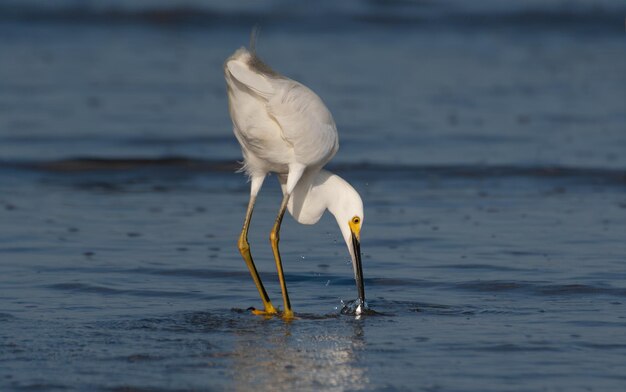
3 158 624 185
102 310 296 334
0 312 17 322
0 3 621 32
385 300 541 317
46 283 203 299
451 343 561 353
40 268 626 299
457 280 626 297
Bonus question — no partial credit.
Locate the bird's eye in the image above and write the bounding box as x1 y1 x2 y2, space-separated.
352 216 360 225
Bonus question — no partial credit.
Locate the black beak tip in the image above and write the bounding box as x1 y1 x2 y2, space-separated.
351 232 366 306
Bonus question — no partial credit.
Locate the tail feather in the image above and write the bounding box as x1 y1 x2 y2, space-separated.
224 27 278 97
249 25 260 55
225 57 274 97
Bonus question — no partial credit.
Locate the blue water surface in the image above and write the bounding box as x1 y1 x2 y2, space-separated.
1 1 626 391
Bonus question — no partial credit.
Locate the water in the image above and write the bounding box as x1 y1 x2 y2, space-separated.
1 1 626 391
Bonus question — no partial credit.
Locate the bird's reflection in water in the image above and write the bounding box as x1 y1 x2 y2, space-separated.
231 320 369 391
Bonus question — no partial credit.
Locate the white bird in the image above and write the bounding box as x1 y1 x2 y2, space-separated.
224 35 365 318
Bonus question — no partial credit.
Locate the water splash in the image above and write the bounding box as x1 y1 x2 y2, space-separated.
340 299 371 317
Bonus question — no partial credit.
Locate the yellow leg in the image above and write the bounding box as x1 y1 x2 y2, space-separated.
238 195 277 315
270 194 294 319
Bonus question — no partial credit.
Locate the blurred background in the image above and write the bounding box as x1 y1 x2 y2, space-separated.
0 0 624 166
1 1 625 391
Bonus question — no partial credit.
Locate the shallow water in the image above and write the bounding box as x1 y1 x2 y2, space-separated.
1 1 626 391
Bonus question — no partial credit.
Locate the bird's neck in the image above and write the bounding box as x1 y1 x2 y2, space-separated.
317 170 363 263
319 170 356 220
281 168 327 225
281 169 357 226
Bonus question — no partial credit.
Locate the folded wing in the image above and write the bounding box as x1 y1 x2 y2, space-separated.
268 82 338 166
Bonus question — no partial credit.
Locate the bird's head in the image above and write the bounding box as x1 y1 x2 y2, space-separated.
329 178 366 312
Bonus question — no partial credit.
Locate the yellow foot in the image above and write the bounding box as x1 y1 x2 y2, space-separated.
281 309 295 321
248 304 278 316
247 307 295 320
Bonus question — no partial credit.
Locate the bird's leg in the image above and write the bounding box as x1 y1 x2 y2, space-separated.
270 193 294 319
238 194 277 315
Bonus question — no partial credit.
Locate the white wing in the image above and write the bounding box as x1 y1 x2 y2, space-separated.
268 81 338 167
225 48 338 168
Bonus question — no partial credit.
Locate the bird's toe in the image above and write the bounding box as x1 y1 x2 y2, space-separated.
248 306 279 317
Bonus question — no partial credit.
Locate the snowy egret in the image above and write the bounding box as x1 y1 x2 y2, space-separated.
224 36 365 318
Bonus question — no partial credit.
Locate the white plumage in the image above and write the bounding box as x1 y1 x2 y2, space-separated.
224 40 366 318
226 48 338 179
